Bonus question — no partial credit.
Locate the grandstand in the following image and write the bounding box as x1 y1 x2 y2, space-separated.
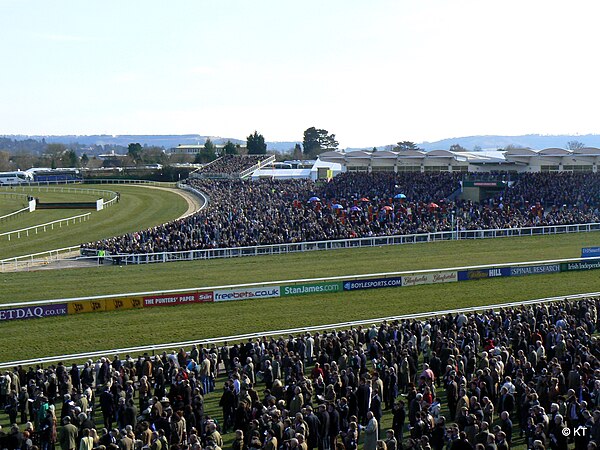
318 147 600 173
81 172 600 257
192 155 276 179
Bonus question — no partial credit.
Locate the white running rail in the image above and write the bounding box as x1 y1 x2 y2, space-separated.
0 206 30 221
0 291 596 369
0 213 91 241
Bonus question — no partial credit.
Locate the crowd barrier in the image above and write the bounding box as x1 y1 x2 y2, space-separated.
1 256 598 322
0 213 92 241
80 222 600 265
1 290 598 369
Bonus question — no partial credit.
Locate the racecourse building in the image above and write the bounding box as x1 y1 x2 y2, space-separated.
318 147 600 173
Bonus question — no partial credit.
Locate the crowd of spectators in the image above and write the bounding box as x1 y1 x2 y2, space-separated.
494 173 600 210
82 172 600 255
2 297 600 450
197 156 270 177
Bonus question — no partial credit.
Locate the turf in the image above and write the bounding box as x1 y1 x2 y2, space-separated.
0 196 28 217
0 190 103 234
0 185 188 259
0 230 597 303
0 232 599 362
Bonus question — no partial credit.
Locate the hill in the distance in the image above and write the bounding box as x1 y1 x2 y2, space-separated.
354 134 600 152
413 134 600 151
2 134 300 153
3 133 600 152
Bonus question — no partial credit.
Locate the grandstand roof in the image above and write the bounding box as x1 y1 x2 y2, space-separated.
574 147 600 156
539 148 571 156
318 148 600 170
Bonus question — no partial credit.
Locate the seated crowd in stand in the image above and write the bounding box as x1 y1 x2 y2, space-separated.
1 297 599 450
197 156 269 176
82 172 600 255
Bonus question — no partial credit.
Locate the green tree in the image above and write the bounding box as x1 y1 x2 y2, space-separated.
449 144 467 152
204 138 216 156
141 146 167 164
302 127 339 158
195 140 217 164
0 151 11 171
81 153 89 167
46 143 67 168
128 143 143 164
394 141 421 151
247 131 267 155
223 140 238 155
11 150 37 171
169 153 195 164
63 149 79 167
292 143 303 160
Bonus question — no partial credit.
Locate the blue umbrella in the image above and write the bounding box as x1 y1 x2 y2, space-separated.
350 206 362 212
394 193 407 199
309 196 321 202
332 204 343 209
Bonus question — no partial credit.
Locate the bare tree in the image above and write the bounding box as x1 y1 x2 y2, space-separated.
566 140 585 150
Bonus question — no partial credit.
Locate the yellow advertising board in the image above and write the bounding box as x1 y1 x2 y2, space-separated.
67 297 143 315
68 300 106 315
104 297 143 311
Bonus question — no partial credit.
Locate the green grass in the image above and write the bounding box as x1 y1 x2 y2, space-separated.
0 190 102 234
0 232 599 362
0 196 28 217
0 185 188 259
0 230 597 303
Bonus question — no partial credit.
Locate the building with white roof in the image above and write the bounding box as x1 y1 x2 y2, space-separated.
317 148 600 173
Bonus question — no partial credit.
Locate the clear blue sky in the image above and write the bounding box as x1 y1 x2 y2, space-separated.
1 0 599 148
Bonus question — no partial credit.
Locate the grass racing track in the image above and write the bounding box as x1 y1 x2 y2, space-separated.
0 184 188 259
1 231 599 362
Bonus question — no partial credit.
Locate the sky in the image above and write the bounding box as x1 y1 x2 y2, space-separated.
1 0 600 148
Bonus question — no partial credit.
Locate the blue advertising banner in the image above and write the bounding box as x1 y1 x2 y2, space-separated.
582 247 600 258
510 264 561 277
343 277 403 291
0 303 68 321
458 268 511 281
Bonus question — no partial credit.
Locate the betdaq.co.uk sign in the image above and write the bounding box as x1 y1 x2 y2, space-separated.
214 286 280 302
402 271 458 286
343 277 403 291
458 268 511 281
0 303 68 321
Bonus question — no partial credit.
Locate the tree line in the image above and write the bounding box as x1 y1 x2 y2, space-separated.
6 130 576 172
